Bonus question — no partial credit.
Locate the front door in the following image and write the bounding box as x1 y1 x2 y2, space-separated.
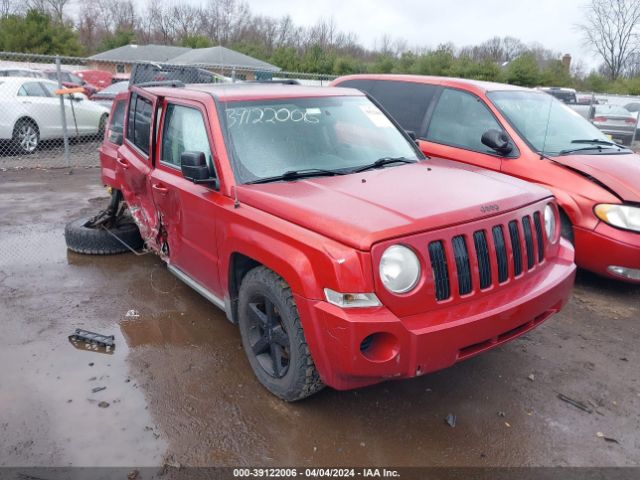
420 88 510 171
149 99 222 296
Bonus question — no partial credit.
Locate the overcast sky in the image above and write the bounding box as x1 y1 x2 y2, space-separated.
243 0 598 70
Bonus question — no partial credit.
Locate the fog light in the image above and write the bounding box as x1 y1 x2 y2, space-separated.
607 266 640 281
359 332 399 362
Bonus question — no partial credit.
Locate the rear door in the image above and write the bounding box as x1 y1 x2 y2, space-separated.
99 98 127 187
149 99 222 296
17 81 60 138
116 90 162 250
419 87 513 171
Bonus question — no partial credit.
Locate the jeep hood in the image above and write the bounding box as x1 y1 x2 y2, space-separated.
550 153 640 202
236 159 551 250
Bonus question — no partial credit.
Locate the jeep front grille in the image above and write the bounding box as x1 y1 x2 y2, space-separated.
428 212 546 301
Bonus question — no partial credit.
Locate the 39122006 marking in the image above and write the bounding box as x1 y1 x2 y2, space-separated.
233 468 299 477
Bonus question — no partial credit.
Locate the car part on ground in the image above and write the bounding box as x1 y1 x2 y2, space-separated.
65 216 143 255
65 190 144 255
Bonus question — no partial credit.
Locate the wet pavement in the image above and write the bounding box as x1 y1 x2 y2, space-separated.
1 168 639 467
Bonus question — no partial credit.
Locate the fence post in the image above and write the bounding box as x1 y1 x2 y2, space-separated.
55 56 71 169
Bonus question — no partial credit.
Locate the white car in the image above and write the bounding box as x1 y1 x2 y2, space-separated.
0 77 110 154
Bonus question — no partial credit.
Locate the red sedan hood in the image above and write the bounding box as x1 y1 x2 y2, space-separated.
236 159 551 250
550 153 640 202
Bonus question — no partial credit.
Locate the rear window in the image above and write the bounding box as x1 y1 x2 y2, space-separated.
127 93 153 154
595 105 632 116
108 101 126 144
338 79 437 135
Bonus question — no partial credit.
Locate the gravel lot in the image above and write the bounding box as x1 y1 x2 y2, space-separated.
0 168 639 468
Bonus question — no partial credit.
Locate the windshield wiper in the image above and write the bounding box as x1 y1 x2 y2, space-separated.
558 145 620 156
352 156 417 173
570 139 618 146
245 168 345 185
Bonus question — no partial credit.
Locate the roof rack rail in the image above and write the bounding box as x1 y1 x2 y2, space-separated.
246 79 301 85
136 80 185 88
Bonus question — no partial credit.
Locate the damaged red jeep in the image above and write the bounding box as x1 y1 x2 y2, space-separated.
65 73 576 401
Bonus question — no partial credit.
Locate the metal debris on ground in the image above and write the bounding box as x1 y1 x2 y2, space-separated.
125 310 140 318
68 328 115 352
98 401 110 408
596 432 620 444
445 414 456 428
528 373 535 381
91 386 106 393
557 393 593 414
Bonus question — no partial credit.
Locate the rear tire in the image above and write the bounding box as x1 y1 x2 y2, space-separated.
65 216 143 255
12 119 39 154
238 266 324 401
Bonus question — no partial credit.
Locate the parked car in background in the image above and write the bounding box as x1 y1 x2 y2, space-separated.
591 104 637 145
73 80 576 400
75 70 113 90
90 80 129 110
539 87 577 104
0 68 45 78
44 69 99 98
332 75 640 283
0 77 110 154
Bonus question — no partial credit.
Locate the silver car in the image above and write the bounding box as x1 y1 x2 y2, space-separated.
0 77 110 154
592 104 637 145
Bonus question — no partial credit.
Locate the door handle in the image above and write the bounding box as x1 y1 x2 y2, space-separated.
152 183 169 195
116 157 129 169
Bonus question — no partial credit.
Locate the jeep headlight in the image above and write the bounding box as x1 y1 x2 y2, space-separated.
595 204 640 233
544 204 557 243
379 245 421 294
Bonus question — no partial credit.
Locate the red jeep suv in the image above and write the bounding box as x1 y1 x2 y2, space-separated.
332 75 640 283
68 80 576 400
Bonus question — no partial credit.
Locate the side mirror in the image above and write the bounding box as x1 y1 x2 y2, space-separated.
481 129 513 155
71 92 84 102
181 151 218 187
405 130 417 141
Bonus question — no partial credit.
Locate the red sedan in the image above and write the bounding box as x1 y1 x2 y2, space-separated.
332 75 640 283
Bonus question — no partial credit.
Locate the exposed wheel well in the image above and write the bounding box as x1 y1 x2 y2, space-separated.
228 252 261 323
558 207 574 244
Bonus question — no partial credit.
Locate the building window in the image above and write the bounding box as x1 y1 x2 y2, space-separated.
116 64 125 74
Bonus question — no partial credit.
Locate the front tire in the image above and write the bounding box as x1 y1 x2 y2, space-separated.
12 119 39 154
238 267 324 401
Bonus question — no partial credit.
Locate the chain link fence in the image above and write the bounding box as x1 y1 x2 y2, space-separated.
0 51 336 171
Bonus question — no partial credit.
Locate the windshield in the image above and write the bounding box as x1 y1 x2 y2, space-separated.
220 96 421 184
488 90 614 156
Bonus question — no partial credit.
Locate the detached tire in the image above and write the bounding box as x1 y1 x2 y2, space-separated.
65 216 143 255
238 266 324 401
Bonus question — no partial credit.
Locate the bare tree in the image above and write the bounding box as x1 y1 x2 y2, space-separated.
1 0 23 17
578 0 640 80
